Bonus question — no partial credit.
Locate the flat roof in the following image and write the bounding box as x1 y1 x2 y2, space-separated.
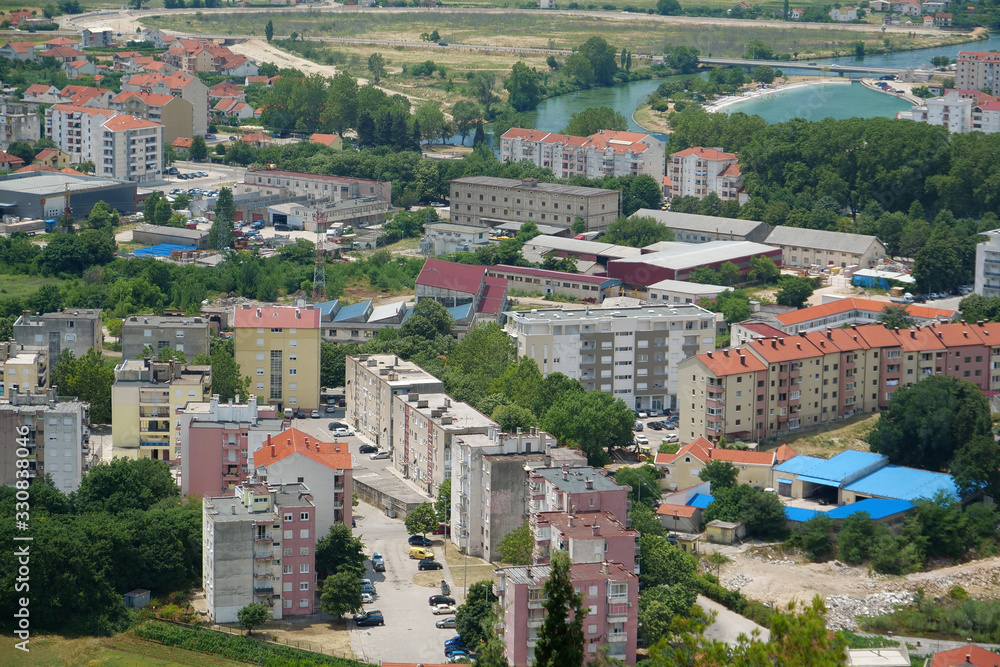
784 498 915 523
843 465 958 501
648 278 734 294
523 235 642 259
0 171 128 195
351 354 442 386
505 304 713 323
611 241 780 271
453 176 617 197
531 466 627 493
123 315 208 328
397 392 496 431
631 209 770 236
133 223 206 240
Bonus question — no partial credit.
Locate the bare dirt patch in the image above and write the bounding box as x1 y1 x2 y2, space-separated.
256 616 354 659
768 413 878 458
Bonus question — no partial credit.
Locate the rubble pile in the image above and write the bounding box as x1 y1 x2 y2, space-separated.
825 592 913 630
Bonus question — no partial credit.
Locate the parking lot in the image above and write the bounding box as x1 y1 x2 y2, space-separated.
288 414 464 665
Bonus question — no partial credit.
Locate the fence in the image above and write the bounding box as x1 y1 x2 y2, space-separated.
154 617 357 661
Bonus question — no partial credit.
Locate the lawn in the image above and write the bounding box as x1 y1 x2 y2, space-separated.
0 274 64 301
10 633 248 667
767 412 879 458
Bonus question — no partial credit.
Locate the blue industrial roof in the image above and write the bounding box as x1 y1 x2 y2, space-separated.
333 300 372 322
131 244 197 258
797 475 841 487
774 450 886 484
784 498 915 523
687 493 714 509
843 465 958 502
315 300 340 317
448 303 473 323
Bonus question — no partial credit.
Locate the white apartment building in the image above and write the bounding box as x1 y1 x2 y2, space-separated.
499 128 665 184
956 51 1000 96
667 147 743 201
0 98 40 149
122 72 209 137
98 115 164 184
45 104 117 163
503 304 717 411
903 90 974 133
975 228 1000 298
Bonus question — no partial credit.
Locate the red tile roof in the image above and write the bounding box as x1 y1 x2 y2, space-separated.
233 305 321 329
852 324 903 349
309 133 342 146
59 167 86 176
172 137 194 148
39 46 84 59
709 448 775 466
746 335 824 363
416 258 486 294
655 437 714 465
4 42 36 54
45 37 79 46
50 103 116 117
240 132 270 143
775 444 798 463
253 428 352 471
34 148 60 161
924 322 986 348
102 115 162 132
15 164 57 173
930 646 1000 667
774 297 955 326
739 322 786 338
500 128 654 154
671 146 737 161
24 84 57 96
655 503 698 518
113 90 177 106
695 349 767 377
0 151 25 166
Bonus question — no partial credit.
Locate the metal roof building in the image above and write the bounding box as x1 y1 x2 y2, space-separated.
764 226 887 269
843 465 958 502
0 171 137 219
630 208 773 244
607 240 782 288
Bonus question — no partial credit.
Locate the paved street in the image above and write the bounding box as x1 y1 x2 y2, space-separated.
698 596 770 645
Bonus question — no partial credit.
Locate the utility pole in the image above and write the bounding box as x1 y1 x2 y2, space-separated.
312 209 327 303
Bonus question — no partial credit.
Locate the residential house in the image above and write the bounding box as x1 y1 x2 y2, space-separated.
956 51 1000 96
171 136 193 158
928 645 1000 667
655 436 781 490
0 42 36 61
63 60 98 79
34 147 70 169
112 358 211 461
21 83 62 105
8 11 32 28
80 28 114 48
921 0 946 11
111 91 193 144
212 98 254 120
309 133 343 150
869 0 890 10
239 132 271 148
667 147 743 202
421 221 493 256
14 308 102 360
208 81 246 102
830 6 858 21
415 257 508 331
894 0 921 15
56 85 115 108
38 46 86 65
253 428 354 538
233 306 322 412
0 151 24 172
202 483 316 623
935 12 953 25
123 72 209 137
788 7 805 18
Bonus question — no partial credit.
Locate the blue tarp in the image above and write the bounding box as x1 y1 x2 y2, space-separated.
687 493 714 509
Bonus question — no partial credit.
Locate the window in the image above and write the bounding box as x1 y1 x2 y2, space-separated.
283 599 292 609
284 513 293 522
299 529 309 539
289 368 297 375
300 563 310 573
283 582 293 592
284 548 293 557
300 511 309 521
300 546 309 556
284 565 293 574
300 582 310 591
284 529 292 539
300 598 310 608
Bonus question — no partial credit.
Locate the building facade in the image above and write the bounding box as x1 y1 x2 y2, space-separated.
0 98 41 149
629 209 773 244
234 306 322 413
110 91 193 144
976 228 1000 298
529 466 629 523
956 51 1000 96
449 176 620 231
763 226 886 269
122 72 210 137
202 483 316 623
14 308 102 361
486 265 621 302
504 305 717 411
532 511 638 573
98 114 164 184
122 315 212 361
667 147 743 201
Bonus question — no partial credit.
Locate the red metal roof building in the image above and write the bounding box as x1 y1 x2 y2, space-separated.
415 258 508 331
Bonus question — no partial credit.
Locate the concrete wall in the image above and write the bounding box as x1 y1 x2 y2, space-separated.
203 513 254 624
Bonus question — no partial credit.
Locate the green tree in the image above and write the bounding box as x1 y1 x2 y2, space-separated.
867 375 991 472
474 614 509 667
435 478 451 524
534 551 586 667
665 46 700 74
748 255 779 284
704 485 787 539
237 602 270 636
628 502 665 536
321 73 359 137
497 520 533 565
209 337 250 402
72 457 178 513
913 223 975 294
602 215 673 248
541 390 634 466
637 584 697 646
51 348 114 423
950 435 1000 500
877 303 915 329
698 459 739 492
405 501 439 536
623 176 667 216
414 101 448 144
836 512 875 564
776 276 815 308
455 580 498 648
469 72 497 115
578 36 618 86
744 39 774 59
786 514 835 561
562 106 627 136
752 65 775 84
38 233 88 275
190 135 208 161
315 523 366 577
209 187 235 252
656 0 682 15
614 465 661 506
491 404 536 432
504 62 543 112
492 356 542 408
368 51 385 83
265 19 274 42
320 570 363 618
637 533 697 590
401 299 454 339
452 101 483 145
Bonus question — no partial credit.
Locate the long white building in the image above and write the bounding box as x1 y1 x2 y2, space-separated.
499 128 665 183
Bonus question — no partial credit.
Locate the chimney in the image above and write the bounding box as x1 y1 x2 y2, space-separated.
562 465 569 481
21 310 28 323
778 337 785 345
723 350 730 357
593 524 600 536
304 437 310 449
270 444 275 458
296 308 301 319
740 355 747 366
316 443 321 453
256 307 261 317
286 438 292 447
707 351 713 358
526 566 532 578
585 478 594 490
568 515 574 527
230 505 236 515
601 561 608 574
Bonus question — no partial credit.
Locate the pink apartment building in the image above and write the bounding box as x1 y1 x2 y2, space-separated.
203 482 317 622
532 511 639 574
529 466 629 523
179 395 282 498
253 428 353 539
495 561 639 667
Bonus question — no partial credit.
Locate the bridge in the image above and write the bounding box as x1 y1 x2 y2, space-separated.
698 57 919 77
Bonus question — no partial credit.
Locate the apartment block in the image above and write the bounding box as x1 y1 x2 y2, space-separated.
239 168 391 204
956 51 1000 96
976 228 1000 298
234 306 322 413
110 91 193 144
904 89 975 134
452 427 566 560
345 354 444 449
112 358 211 461
0 342 48 397
14 308 102 361
679 322 1000 443
179 394 284 498
122 314 212 361
45 104 117 163
98 114 164 184
499 128 665 183
122 72 209 137
316 299 410 344
529 466 629 522
449 176 620 231
253 428 353 539
504 305 717 412
0 388 90 492
495 561 638 667
203 482 316 623
392 392 496 494
0 97 40 149
532 511 638 574
667 147 743 201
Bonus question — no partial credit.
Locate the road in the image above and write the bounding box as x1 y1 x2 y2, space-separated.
698 596 770 645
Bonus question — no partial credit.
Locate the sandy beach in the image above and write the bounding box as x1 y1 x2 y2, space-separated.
703 78 852 113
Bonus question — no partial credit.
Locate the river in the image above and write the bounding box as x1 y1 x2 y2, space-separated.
521 32 1000 133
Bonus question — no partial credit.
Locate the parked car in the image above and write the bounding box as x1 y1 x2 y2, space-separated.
418 559 443 571
326 404 336 413
370 450 390 460
433 604 457 615
635 434 648 445
648 421 663 431
361 592 375 604
334 427 355 437
274 224 291 231
662 433 679 443
445 646 467 658
429 595 456 606
310 409 321 418
432 523 451 536
371 552 383 563
664 422 676 430
436 617 457 629
374 560 385 572
409 535 433 547
359 444 378 454
633 421 643 432
359 578 373 587
410 546 434 560
355 612 384 627
444 637 465 649
447 653 469 663
361 584 377 596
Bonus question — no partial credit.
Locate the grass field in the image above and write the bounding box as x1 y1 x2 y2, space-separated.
0 274 64 300
8 633 248 667
143 10 968 60
768 413 879 458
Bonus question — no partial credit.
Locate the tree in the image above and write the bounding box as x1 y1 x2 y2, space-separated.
455 580 498 648
38 233 88 275
786 514 835 561
435 478 451 524
542 390 634 466
189 135 208 161
468 72 497 115
401 299 454 339
665 46 699 74
237 603 270 636
561 106 628 137
614 465 661 506
776 276 815 308
578 36 618 86
73 457 178 513
637 533 696 590
534 551 586 667
491 404 535 432
504 62 543 112
602 215 673 248
656 0 681 14
628 502 665 536
752 65 775 84
744 39 774 60
836 512 875 564
452 101 483 145
748 255 780 284
322 73 359 137
877 303 915 329
704 485 787 539
414 101 447 144
315 523 366 577
367 52 386 84
320 570 363 618
913 223 974 294
698 460 739 492
497 520 532 565
51 348 114 423
867 375 991 472
623 176 666 216
563 53 596 87
637 584 697 647
950 435 1000 500
265 19 274 42
405 502 438 536
208 337 250 402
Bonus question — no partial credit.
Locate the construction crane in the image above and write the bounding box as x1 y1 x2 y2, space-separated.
312 208 327 304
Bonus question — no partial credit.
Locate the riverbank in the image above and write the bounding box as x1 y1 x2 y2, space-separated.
703 78 851 113
632 103 672 135
858 77 921 105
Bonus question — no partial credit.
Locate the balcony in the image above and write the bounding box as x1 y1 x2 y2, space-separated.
527 617 544 629
607 601 629 621
253 585 273 596
607 633 628 643
527 596 546 609
254 534 273 543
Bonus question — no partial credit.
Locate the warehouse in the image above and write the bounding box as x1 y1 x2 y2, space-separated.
630 209 773 244
607 241 782 289
0 172 137 219
132 224 209 249
765 227 886 269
